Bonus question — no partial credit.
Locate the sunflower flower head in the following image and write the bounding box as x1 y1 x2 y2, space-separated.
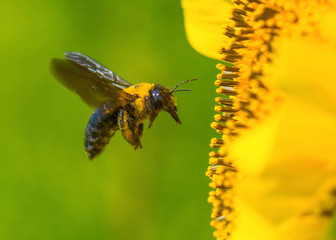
183 0 336 239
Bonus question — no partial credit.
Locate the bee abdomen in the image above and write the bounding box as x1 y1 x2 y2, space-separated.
84 105 119 159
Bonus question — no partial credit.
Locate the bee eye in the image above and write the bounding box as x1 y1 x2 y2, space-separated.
150 87 163 108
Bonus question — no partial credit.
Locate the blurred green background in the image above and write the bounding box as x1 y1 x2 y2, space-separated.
0 0 219 239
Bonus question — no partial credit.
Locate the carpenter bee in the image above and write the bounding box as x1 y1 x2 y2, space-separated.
50 52 196 159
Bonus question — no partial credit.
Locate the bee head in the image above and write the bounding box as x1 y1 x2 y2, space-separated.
150 79 197 125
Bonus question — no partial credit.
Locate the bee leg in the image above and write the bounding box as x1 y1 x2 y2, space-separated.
118 108 125 129
119 109 142 149
133 123 144 149
148 111 159 129
122 100 136 119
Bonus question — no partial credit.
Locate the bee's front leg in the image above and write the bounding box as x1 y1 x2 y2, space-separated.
148 111 159 129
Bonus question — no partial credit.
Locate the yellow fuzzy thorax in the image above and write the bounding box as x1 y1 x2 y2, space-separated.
123 82 153 98
123 83 154 120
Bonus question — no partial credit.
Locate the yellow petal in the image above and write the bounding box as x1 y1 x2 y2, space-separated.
320 10 336 44
231 200 279 240
181 0 232 59
236 97 336 239
229 113 281 176
269 36 336 116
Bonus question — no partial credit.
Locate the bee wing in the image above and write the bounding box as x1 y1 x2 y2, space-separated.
50 52 133 108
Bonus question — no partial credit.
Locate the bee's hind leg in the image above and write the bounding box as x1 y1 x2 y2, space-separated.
119 109 143 149
133 123 143 149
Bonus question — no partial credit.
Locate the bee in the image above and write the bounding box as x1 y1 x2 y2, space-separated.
50 52 196 159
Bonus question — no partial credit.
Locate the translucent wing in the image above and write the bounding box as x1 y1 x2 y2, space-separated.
50 52 132 108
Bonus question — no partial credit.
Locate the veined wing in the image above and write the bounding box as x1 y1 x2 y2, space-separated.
50 52 132 108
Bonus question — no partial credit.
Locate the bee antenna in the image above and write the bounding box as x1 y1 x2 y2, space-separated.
170 78 197 94
171 89 192 93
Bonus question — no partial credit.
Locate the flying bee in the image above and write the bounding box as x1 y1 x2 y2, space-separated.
50 52 196 159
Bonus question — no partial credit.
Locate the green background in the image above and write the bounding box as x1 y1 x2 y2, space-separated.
1 0 335 240
0 0 218 239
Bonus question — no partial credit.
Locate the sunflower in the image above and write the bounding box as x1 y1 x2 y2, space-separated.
182 0 336 239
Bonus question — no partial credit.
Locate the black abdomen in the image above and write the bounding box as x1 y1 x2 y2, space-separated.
84 102 120 159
